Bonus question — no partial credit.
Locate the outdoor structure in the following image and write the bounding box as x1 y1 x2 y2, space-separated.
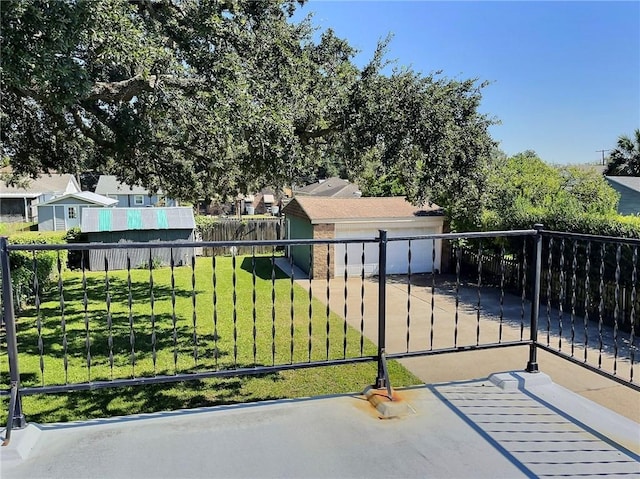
605 176 640 215
0 173 80 223
80 206 196 270
294 177 362 198
282 196 445 278
36 192 117 231
94 175 179 208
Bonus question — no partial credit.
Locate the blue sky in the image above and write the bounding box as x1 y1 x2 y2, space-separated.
294 1 640 165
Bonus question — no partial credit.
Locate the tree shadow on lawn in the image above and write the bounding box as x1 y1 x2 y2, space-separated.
239 256 289 281
19 373 284 424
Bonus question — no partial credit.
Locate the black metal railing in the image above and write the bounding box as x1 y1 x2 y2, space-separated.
1 226 638 444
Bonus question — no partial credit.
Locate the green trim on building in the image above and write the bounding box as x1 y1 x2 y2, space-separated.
157 210 169 229
98 209 112 232
127 209 143 230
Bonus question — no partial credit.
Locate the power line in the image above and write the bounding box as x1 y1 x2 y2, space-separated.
596 149 611 165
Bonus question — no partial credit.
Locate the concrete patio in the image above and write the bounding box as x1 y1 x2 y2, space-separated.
2 371 639 478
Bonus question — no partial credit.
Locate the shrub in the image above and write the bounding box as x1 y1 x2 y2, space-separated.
4 232 68 309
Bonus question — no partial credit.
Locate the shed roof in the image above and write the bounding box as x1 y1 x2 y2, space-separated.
0 173 79 198
95 175 164 196
81 207 195 233
283 197 442 224
38 191 118 207
606 176 640 193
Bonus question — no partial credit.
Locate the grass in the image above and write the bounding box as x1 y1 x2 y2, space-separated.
1 255 419 423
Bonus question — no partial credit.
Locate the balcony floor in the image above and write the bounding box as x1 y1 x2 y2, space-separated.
2 371 639 479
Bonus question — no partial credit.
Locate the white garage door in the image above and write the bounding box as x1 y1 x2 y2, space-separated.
334 225 439 277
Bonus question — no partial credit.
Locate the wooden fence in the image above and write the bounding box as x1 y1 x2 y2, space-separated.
456 247 639 334
197 218 285 256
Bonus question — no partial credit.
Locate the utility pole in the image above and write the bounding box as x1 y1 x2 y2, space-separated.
596 149 611 165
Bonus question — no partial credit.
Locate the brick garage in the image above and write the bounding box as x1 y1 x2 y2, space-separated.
282 196 445 279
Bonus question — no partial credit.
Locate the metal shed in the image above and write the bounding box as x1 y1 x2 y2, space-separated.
81 207 196 271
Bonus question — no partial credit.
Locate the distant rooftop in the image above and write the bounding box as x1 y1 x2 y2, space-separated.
95 175 164 196
0 173 79 198
606 175 640 193
295 177 362 198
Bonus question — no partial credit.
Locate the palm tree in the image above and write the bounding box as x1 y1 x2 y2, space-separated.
605 129 640 176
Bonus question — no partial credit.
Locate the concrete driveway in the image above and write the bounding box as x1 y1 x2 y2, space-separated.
300 271 640 422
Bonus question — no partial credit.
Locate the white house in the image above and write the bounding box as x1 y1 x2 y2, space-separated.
37 191 117 231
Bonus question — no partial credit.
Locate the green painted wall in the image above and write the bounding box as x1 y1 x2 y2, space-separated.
288 216 313 274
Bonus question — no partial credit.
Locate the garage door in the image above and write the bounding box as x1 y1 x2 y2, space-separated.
334 225 439 277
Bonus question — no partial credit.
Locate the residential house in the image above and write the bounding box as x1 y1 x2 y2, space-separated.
605 176 640 216
37 192 117 231
0 173 80 223
94 175 178 208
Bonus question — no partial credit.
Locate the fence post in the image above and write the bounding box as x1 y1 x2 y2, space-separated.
375 230 388 388
0 237 27 441
527 224 543 373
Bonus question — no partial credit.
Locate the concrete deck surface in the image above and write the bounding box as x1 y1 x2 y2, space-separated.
2 372 639 479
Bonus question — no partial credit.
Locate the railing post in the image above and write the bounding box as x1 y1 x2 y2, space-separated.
376 230 388 388
527 224 543 372
1 237 27 443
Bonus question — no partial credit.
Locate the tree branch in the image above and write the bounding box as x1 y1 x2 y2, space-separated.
88 74 206 102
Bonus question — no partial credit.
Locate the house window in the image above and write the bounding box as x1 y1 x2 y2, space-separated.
134 195 144 206
68 206 78 219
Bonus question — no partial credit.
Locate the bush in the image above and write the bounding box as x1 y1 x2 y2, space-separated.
4 231 68 309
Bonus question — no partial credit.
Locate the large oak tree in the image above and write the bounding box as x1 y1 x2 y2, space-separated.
1 0 496 228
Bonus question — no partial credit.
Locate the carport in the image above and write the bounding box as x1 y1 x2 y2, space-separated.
282 196 445 278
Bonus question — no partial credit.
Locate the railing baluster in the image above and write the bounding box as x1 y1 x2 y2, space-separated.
290 250 295 364
406 239 411 353
570 240 578 357
212 255 218 370
232 248 237 368
546 237 554 347
454 245 461 348
558 239 565 351
499 245 506 343
520 239 527 341
82 250 91 381
271 246 277 365
308 245 313 362
127 254 135 378
149 249 157 374
325 244 331 360
583 242 591 363
430 238 435 350
630 246 637 383
33 251 44 386
252 248 258 367
360 242 366 357
613 244 621 375
191 253 198 368
343 243 348 359
170 249 178 373
476 240 482 346
58 251 68 384
598 243 605 369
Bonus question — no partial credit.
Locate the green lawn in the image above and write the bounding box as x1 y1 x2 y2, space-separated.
1 255 419 423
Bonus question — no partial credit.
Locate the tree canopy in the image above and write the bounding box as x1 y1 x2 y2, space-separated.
604 129 640 176
483 150 620 231
1 0 496 226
